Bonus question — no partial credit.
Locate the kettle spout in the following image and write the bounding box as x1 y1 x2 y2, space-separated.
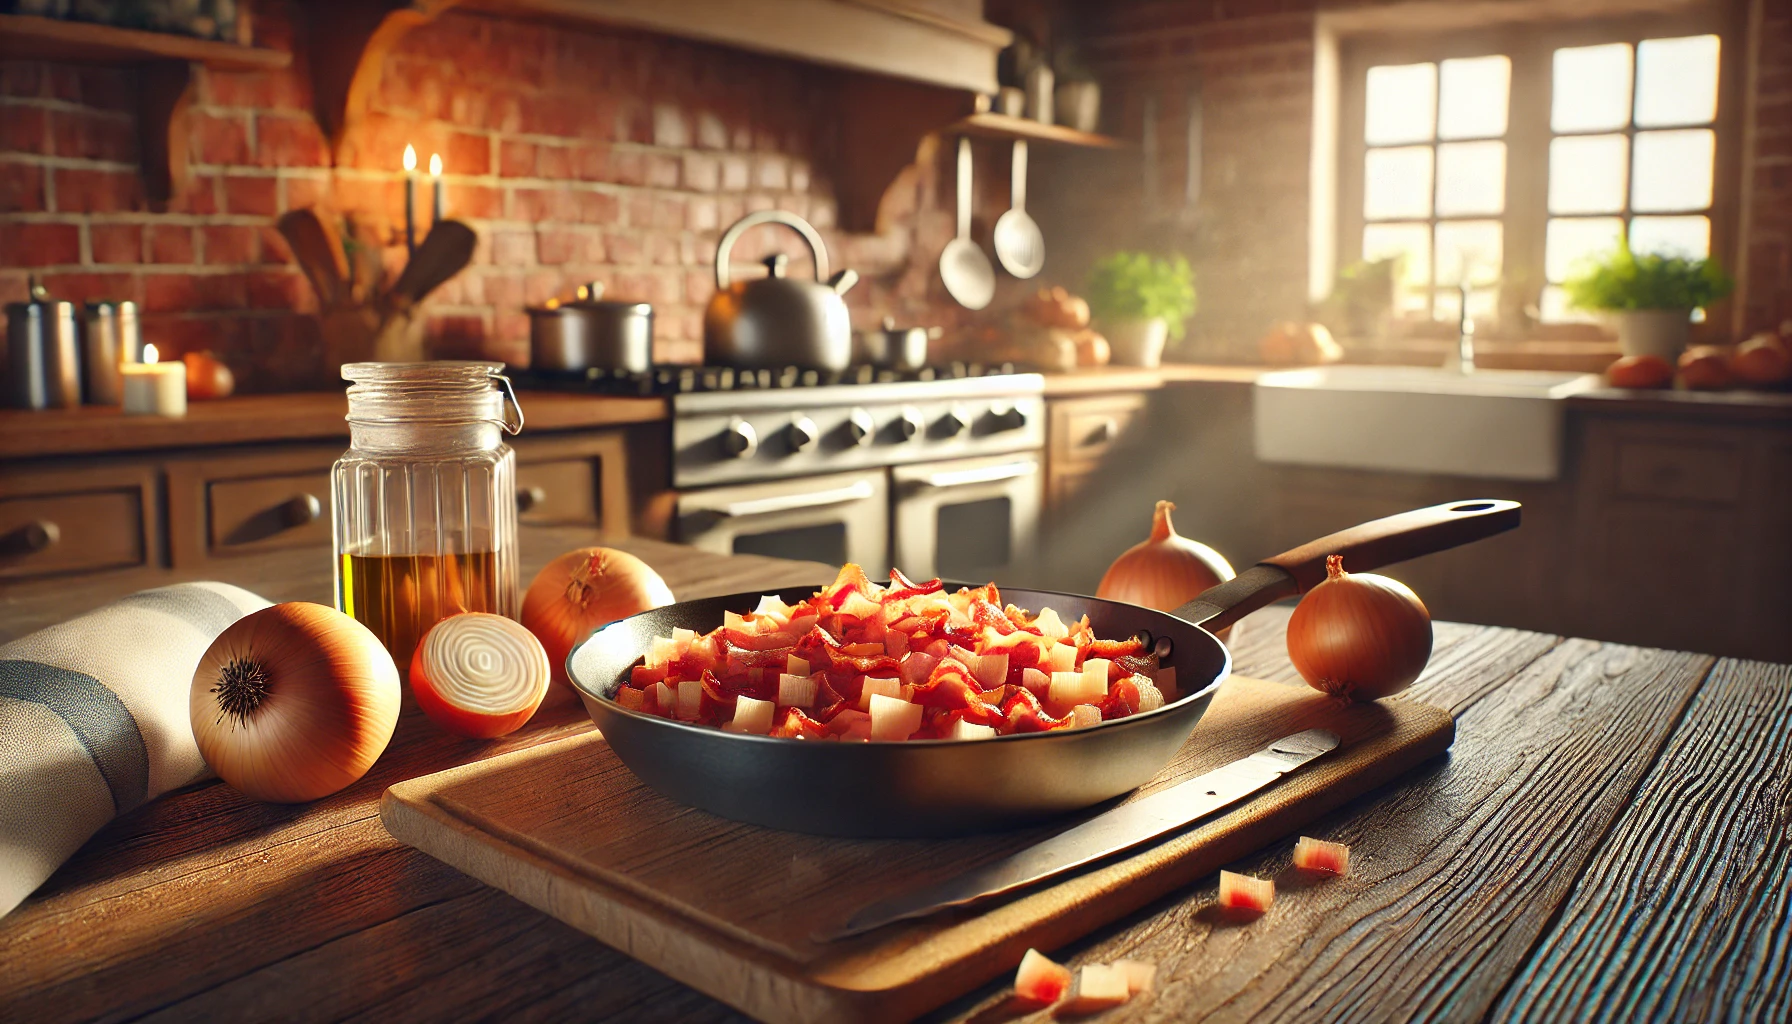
829 269 860 296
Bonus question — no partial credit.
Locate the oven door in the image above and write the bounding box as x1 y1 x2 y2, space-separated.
676 468 889 573
891 453 1041 583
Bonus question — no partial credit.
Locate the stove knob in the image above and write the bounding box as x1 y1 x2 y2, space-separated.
897 406 924 442
788 415 818 452
990 402 1029 431
941 405 971 437
722 417 758 459
846 407 875 447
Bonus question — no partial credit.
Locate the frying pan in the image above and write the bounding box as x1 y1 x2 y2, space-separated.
567 499 1519 838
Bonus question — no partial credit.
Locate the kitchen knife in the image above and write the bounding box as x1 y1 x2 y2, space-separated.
818 728 1340 942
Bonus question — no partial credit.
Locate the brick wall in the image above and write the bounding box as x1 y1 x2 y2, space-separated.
0 3 956 391
1745 1 1792 333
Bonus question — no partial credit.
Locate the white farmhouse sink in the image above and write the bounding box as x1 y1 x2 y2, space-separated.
1253 365 1601 480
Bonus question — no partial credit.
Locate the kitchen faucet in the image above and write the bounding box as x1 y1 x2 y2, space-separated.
1445 278 1476 374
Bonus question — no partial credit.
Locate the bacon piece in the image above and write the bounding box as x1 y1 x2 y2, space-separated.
770 706 831 740
886 568 944 600
1103 675 1142 719
1292 836 1351 875
1087 636 1147 660
631 664 668 687
1002 687 1072 733
1217 870 1274 913
1013 949 1072 1005
798 625 904 675
824 563 877 609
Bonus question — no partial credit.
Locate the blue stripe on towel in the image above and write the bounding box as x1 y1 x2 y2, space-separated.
0 661 150 815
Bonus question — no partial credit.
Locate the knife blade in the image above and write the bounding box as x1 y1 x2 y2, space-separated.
817 728 1340 942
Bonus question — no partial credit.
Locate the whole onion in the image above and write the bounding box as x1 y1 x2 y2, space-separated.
1286 555 1431 701
523 547 675 701
1097 500 1235 615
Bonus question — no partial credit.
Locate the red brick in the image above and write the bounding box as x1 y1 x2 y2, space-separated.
90 223 143 264
720 155 750 191
282 174 330 212
192 112 250 165
686 195 719 231
646 154 679 188
223 175 279 215
447 131 490 176
50 109 135 162
605 232 645 264
651 103 690 148
510 187 576 223
481 272 526 309
576 143 611 181
524 270 565 305
682 153 720 192
493 230 534 266
168 174 221 215
1 63 43 98
522 94 584 138
204 69 284 110
444 182 501 220
39 272 136 304
148 226 197 264
0 162 44 212
0 222 80 266
577 190 621 225
1 104 48 155
755 155 788 191
256 115 330 168
499 139 536 177
55 167 141 213
143 274 200 311
203 225 259 265
536 144 573 180
247 270 311 310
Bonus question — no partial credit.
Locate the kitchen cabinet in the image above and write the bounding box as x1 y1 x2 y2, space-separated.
0 461 160 581
1044 391 1149 514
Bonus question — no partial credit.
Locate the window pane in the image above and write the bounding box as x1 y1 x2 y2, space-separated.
1364 146 1434 219
1439 55 1511 139
1541 284 1601 323
1549 134 1628 214
1433 286 1499 323
1363 222 1432 294
1553 43 1633 132
1436 140 1506 215
1546 216 1625 282
1630 215 1711 258
1632 129 1715 211
1366 63 1438 144
1636 35 1720 127
1435 220 1502 286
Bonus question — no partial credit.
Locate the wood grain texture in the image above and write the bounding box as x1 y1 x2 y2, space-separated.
380 677 1454 1023
1490 657 1792 1023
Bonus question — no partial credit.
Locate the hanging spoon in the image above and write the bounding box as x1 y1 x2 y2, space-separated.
993 139 1044 279
939 136 995 310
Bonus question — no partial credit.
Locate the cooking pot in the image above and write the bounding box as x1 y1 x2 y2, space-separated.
854 317 937 371
704 211 858 371
527 282 653 373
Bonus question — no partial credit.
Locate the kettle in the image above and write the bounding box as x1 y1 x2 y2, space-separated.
704 210 858 370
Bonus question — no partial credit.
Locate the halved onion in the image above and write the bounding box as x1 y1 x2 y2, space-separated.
410 613 550 738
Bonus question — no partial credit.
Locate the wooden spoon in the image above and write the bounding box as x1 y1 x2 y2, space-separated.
386 220 477 313
275 210 349 309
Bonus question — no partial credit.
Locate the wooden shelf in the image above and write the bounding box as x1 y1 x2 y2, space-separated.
0 13 290 69
947 112 1127 149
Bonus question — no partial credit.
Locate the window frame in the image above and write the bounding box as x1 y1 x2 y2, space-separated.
1336 8 1744 340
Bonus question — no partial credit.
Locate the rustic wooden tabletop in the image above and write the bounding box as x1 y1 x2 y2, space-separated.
1 528 1787 1022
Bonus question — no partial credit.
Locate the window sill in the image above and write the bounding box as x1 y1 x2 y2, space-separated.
1333 337 1620 373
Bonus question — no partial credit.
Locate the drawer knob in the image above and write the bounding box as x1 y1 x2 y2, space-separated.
517 486 548 512
1089 418 1117 444
1 519 60 555
281 494 323 528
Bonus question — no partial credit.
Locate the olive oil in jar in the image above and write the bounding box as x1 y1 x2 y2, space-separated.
338 550 502 668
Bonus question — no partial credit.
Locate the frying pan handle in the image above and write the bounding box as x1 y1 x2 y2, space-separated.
1172 499 1522 635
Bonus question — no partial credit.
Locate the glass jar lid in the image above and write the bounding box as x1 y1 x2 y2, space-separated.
342 361 524 435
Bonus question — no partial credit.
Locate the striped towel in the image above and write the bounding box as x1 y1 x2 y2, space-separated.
0 582 269 917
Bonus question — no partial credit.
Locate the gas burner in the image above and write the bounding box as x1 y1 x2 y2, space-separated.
511 362 1020 396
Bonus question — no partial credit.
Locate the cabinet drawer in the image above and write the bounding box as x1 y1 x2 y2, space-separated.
514 459 598 525
0 489 146 580
1050 394 1148 468
208 472 333 555
1615 439 1743 504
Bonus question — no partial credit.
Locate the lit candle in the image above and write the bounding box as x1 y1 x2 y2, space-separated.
430 152 444 226
403 143 417 257
120 343 186 417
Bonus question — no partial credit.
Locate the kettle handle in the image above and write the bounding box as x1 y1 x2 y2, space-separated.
713 210 831 289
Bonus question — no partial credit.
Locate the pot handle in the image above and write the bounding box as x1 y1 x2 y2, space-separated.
714 210 831 289
1172 499 1522 635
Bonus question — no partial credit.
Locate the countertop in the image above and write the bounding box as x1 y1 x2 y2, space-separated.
1 532 1787 1021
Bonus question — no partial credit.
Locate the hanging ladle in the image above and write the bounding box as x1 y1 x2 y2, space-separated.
939 136 995 310
993 140 1044 279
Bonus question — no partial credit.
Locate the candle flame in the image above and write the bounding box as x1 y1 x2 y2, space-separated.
429 152 442 176
403 144 417 171
143 343 159 365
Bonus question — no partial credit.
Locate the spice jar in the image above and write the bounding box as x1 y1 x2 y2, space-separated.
332 362 525 667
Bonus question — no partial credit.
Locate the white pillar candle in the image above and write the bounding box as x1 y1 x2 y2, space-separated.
121 343 186 417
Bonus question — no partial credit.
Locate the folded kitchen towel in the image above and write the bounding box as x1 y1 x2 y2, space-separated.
0 581 270 917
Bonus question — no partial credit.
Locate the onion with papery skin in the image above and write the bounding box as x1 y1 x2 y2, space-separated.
190 602 401 803
1677 345 1734 390
1732 333 1792 386
1098 500 1235 619
411 612 550 737
1287 555 1432 701
523 547 675 701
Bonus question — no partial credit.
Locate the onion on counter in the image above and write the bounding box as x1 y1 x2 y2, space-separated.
1217 869 1275 913
190 602 401 803
1287 555 1432 701
1013 949 1073 1005
1059 964 1132 1014
522 547 675 701
1097 500 1235 617
1293 836 1351 875
411 612 550 738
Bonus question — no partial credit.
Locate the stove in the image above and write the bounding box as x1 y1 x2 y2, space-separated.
512 361 1022 397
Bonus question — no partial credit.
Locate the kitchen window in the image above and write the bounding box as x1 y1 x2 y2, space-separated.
1337 14 1736 336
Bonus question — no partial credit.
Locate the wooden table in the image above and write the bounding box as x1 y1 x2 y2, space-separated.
2 531 1788 1022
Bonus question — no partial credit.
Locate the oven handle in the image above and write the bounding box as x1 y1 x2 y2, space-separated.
912 459 1039 489
695 480 878 518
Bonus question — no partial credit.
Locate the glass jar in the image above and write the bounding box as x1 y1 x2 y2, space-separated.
332 362 525 667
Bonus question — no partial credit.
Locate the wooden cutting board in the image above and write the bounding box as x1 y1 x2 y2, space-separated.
381 676 1453 1023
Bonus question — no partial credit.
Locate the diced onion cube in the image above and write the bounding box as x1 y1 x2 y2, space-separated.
753 594 791 619
777 673 818 708
1132 675 1165 712
676 679 703 720
839 591 882 620
1048 642 1077 673
1049 671 1086 712
975 652 1010 689
950 719 997 740
1033 607 1069 639
1081 658 1111 697
725 695 775 734
859 675 904 710
785 655 809 677
1218 869 1274 912
1060 964 1131 1013
1154 665 1177 700
723 610 745 629
868 693 922 740
1293 836 1351 875
1013 949 1072 1005
1021 667 1050 697
1069 704 1103 729
1113 959 1156 994
651 681 676 715
671 627 695 646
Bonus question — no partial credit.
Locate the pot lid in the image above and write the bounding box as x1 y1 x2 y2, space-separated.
529 281 652 315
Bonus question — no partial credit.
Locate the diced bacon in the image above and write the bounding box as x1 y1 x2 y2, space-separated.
1112 959 1156 995
1004 688 1072 733
615 685 647 711
1217 870 1274 913
884 629 910 657
1292 836 1351 875
770 706 830 740
978 684 1010 707
899 651 940 687
1086 636 1146 660
631 664 668 687
1013 949 1072 1005
1059 964 1131 1014
826 708 870 735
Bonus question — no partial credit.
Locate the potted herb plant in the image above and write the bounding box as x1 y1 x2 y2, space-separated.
1085 252 1197 366
1563 247 1735 359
